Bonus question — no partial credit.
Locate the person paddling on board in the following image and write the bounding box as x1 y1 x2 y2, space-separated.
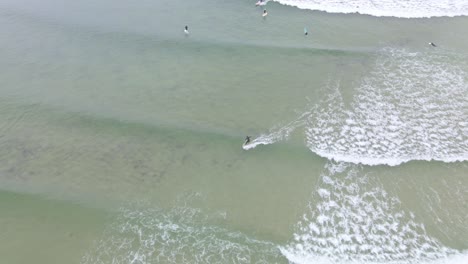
244 136 251 145
429 42 436 47
184 25 189 35
304 27 308 36
263 9 268 17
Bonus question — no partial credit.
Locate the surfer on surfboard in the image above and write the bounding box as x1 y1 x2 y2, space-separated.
184 25 189 35
263 9 268 17
244 136 251 145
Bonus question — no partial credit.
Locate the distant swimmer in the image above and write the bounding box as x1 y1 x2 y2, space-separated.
184 25 189 35
263 9 268 17
244 136 251 145
429 42 437 47
304 27 308 36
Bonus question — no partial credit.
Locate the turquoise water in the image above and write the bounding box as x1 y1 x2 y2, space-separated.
0 0 467 263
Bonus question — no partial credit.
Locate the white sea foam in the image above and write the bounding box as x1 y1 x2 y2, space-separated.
245 48 467 166
256 0 271 6
307 48 468 166
81 193 280 264
280 162 464 264
273 0 468 18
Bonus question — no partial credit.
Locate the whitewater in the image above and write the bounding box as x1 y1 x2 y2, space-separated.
273 0 468 18
1 0 467 263
281 162 468 264
82 163 468 264
244 48 468 166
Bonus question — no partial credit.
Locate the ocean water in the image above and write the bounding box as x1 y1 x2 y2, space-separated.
0 0 467 263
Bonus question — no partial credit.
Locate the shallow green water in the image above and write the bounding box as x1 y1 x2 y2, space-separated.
0 0 467 263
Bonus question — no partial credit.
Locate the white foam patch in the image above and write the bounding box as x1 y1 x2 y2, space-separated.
256 0 271 6
282 251 468 264
280 162 462 264
273 0 468 18
81 193 280 264
307 48 468 166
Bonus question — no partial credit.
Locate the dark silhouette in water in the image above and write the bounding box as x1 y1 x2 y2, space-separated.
429 42 437 47
244 136 251 145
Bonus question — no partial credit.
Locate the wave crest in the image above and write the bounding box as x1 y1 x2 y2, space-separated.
273 0 468 18
307 48 468 166
244 48 468 166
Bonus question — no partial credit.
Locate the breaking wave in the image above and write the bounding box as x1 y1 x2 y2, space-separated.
245 48 468 166
307 48 468 166
272 0 468 18
81 193 282 264
280 162 466 264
